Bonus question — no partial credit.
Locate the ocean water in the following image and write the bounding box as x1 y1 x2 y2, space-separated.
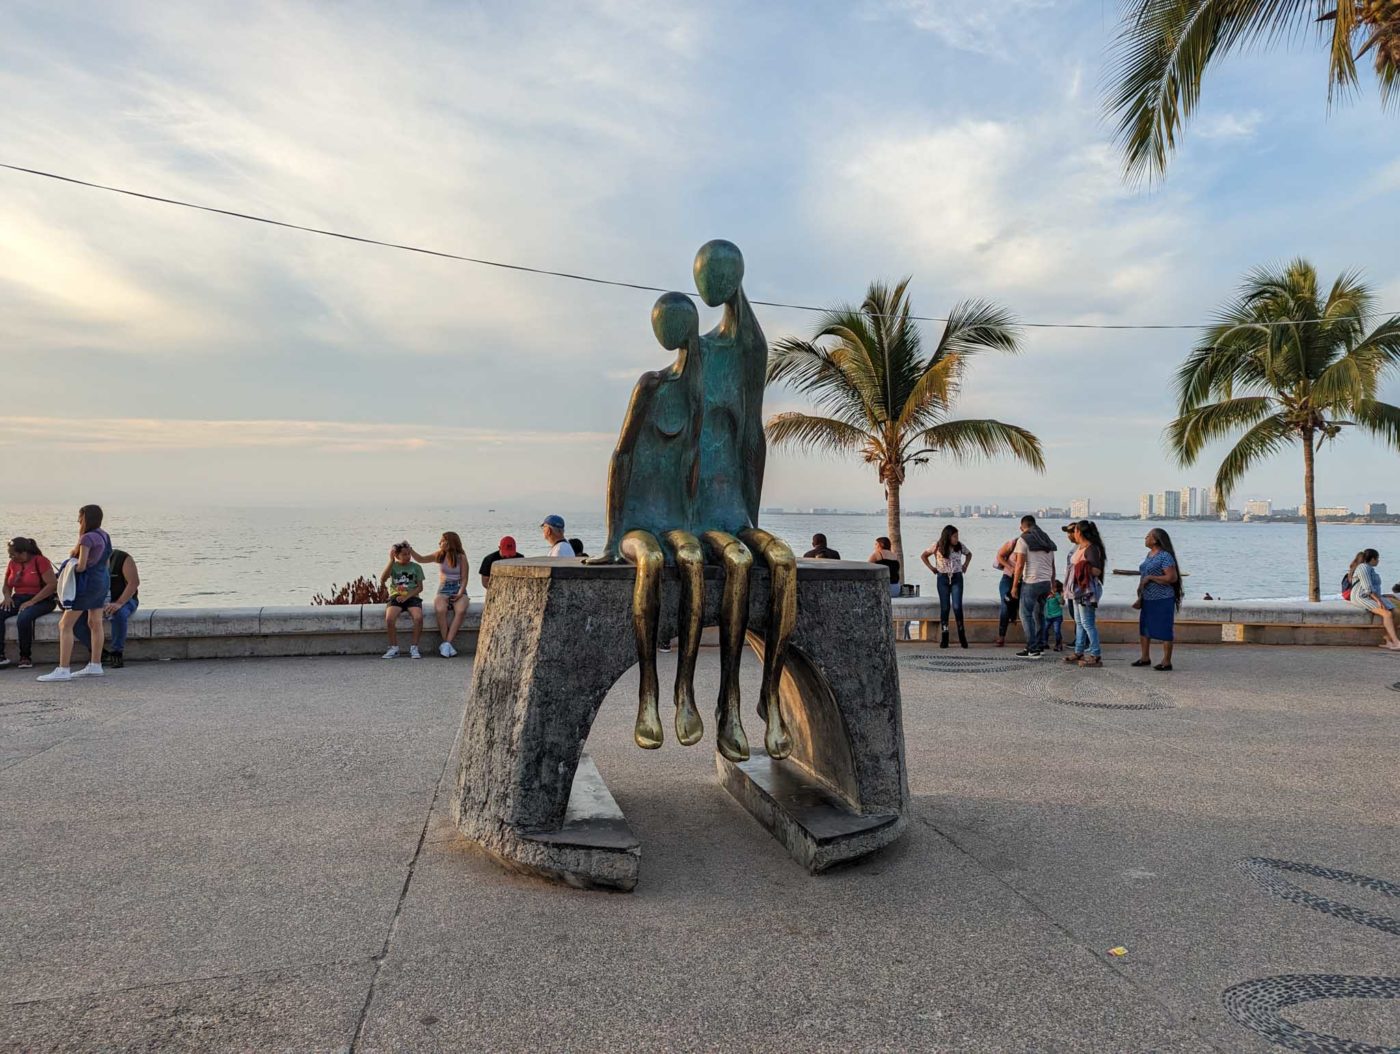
4 503 1398 608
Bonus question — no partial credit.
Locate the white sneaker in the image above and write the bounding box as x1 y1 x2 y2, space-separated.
409 646 422 659
382 646 400 659
438 641 451 658
37 667 73 682
74 663 105 678
444 642 457 657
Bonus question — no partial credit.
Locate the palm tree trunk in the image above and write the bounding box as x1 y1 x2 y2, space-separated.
886 479 905 584
1302 432 1320 603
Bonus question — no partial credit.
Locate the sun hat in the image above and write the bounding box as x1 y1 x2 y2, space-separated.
499 536 518 557
540 514 566 530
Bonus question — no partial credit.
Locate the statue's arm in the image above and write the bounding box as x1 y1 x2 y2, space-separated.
739 291 769 525
587 373 658 564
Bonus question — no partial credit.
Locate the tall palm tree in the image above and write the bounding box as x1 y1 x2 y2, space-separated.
1167 259 1400 601
764 279 1045 579
1106 0 1400 182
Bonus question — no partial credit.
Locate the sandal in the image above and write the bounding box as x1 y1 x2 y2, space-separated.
1153 663 1172 671
1078 657 1102 668
1063 654 1084 664
1130 659 1151 667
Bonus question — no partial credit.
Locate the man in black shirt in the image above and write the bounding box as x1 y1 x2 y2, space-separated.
803 533 841 559
478 536 523 590
74 548 139 668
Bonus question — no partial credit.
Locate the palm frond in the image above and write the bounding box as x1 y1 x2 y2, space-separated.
1104 0 1318 183
1167 395 1277 465
1350 399 1400 453
1212 412 1295 504
912 419 1045 472
764 412 874 458
930 298 1021 361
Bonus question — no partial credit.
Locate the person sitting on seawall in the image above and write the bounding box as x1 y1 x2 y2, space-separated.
1114 527 1182 671
408 532 469 658
540 515 575 558
868 536 902 598
568 537 588 558
920 524 971 649
380 542 425 659
804 533 841 559
37 504 112 683
478 536 522 590
1346 549 1400 651
72 547 139 669
1045 579 1065 653
0 537 57 671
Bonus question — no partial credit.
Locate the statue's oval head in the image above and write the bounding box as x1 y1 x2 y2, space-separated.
651 291 699 350
693 239 744 307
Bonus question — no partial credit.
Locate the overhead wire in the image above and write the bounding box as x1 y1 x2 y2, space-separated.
2 162 1393 332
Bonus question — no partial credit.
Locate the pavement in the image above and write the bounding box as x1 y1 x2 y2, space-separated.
1 643 1397 1053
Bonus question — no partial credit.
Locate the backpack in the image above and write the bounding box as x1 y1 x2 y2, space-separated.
1341 573 1352 601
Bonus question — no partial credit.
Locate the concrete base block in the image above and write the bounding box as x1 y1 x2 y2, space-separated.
457 753 639 892
453 559 910 891
717 754 904 872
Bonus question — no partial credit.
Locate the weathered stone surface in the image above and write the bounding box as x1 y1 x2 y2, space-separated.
451 558 909 888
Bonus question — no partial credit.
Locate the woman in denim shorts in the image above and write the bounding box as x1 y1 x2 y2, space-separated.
37 504 112 683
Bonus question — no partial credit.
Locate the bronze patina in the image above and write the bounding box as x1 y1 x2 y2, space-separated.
592 241 796 760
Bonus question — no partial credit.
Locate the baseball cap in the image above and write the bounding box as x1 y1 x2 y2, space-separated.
1060 519 1089 533
499 536 518 557
541 514 566 530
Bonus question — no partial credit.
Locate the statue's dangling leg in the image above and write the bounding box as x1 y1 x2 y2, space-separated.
739 527 796 760
700 530 752 762
662 529 704 746
621 529 664 750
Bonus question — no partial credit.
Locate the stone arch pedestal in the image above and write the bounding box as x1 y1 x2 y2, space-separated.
451 559 909 890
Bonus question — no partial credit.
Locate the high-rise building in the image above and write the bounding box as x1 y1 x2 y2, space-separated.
1157 490 1181 518
1139 493 1154 519
1244 498 1272 518
1180 486 1198 518
1070 498 1091 519
1368 502 1388 517
1203 489 1217 518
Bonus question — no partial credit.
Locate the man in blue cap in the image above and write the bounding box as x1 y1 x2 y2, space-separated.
540 515 574 559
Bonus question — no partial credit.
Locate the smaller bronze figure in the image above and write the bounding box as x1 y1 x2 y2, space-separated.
589 293 706 751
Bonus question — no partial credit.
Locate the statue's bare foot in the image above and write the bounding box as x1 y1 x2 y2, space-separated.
716 706 750 762
763 697 791 760
634 697 663 750
674 686 703 747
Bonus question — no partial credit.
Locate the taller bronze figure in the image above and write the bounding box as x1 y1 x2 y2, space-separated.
592 241 796 762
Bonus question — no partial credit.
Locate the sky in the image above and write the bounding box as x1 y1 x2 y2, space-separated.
2 0 1399 515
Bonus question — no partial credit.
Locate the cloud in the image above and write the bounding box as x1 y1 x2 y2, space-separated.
0 416 613 454
1196 111 1263 140
868 0 1056 54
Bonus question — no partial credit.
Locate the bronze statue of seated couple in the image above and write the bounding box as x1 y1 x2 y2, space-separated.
588 240 796 763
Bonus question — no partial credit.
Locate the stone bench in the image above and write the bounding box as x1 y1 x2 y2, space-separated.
890 598 1384 646
3 603 485 661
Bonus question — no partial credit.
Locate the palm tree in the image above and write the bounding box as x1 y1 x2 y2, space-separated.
764 279 1045 579
1106 0 1400 182
1167 259 1400 601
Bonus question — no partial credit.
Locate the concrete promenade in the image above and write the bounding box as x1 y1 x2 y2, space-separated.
2 645 1397 1051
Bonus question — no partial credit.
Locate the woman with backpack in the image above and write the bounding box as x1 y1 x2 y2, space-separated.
1346 549 1400 651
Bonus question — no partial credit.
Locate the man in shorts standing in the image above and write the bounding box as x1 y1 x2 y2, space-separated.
380 542 425 659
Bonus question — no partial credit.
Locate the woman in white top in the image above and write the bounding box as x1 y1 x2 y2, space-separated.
920 525 972 649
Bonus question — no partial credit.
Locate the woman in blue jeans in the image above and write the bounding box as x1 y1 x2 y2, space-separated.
1 538 57 670
1062 520 1106 667
921 525 972 649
